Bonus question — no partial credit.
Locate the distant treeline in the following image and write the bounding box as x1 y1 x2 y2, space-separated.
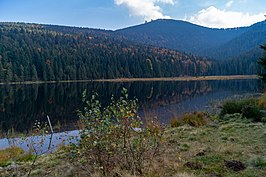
0 23 260 82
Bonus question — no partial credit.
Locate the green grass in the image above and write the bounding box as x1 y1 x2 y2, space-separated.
0 147 35 168
220 98 264 122
1 115 266 176
162 116 266 177
0 147 24 167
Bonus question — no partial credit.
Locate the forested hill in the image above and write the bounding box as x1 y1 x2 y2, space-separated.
115 19 248 58
205 20 266 60
116 19 266 61
0 22 214 82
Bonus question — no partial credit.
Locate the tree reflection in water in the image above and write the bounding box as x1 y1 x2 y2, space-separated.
0 79 263 132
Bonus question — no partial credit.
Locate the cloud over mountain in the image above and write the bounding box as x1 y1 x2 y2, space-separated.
114 0 175 21
188 6 265 28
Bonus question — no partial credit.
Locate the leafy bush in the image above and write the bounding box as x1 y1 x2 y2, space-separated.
220 99 257 116
242 104 263 122
182 112 207 127
220 98 263 122
77 88 163 175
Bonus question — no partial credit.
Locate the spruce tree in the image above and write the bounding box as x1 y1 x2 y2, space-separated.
19 65 24 81
6 65 13 82
31 65 38 81
0 62 4 82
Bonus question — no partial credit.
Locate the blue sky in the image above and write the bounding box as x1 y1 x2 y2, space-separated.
0 0 265 29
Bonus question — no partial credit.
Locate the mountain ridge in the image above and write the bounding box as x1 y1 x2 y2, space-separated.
0 20 263 83
2 19 265 62
115 19 266 60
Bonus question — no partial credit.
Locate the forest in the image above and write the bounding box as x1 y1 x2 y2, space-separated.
0 22 261 82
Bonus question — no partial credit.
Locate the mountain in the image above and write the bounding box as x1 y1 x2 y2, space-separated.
0 22 214 82
115 19 248 57
205 20 266 60
0 20 263 83
115 19 266 61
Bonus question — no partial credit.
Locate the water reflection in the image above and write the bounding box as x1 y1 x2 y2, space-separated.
0 79 263 132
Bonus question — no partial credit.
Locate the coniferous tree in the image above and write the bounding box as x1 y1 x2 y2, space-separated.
31 65 38 81
0 62 4 82
18 65 24 81
5 64 13 82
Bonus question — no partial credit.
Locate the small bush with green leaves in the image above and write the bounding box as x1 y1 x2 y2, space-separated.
77 88 163 175
220 99 257 116
220 98 264 122
241 104 263 122
182 112 207 127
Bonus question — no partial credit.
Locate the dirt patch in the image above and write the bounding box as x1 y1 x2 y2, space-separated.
184 161 203 170
224 160 246 171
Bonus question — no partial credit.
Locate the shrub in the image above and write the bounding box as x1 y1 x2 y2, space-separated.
170 118 181 128
220 98 263 122
182 112 207 127
77 88 163 175
242 104 263 122
258 92 266 109
220 100 242 116
220 99 257 116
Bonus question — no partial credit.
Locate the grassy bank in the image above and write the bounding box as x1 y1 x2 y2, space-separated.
0 116 265 176
0 75 258 85
1 90 266 176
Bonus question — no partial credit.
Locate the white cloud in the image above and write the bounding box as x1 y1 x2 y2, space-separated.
114 0 175 21
226 0 233 7
188 6 265 28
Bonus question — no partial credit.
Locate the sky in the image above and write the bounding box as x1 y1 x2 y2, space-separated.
0 0 265 30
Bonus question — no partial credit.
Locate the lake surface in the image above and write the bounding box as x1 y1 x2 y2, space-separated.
0 79 263 133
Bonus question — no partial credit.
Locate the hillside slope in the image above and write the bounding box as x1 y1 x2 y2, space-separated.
206 20 266 60
116 19 248 58
116 19 266 61
0 22 214 82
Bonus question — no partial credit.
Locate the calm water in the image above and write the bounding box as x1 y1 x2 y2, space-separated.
0 79 263 133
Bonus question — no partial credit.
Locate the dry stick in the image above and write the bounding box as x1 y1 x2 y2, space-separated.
47 115 54 134
47 115 54 150
48 134 53 150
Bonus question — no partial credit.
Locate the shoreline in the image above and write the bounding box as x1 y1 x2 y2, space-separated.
94 75 258 82
0 75 258 85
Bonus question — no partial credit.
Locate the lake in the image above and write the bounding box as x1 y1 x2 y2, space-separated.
0 79 263 134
